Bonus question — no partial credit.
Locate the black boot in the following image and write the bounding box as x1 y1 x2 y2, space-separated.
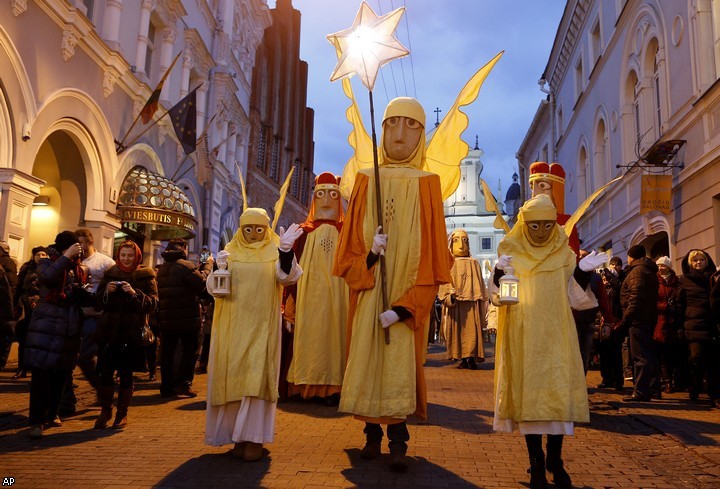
546 434 572 488
388 422 410 473
94 384 115 429
525 435 548 489
360 423 382 460
112 387 133 429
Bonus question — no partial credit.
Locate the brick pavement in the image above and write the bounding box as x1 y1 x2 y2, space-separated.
1 344 719 488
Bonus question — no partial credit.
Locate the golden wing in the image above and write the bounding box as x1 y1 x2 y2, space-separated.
479 178 510 232
425 51 504 200
563 174 624 237
338 76 374 200
271 166 295 232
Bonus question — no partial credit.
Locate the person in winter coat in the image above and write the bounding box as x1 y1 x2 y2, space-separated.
619 245 659 402
677 249 719 406
156 239 213 398
24 231 92 439
12 247 48 378
597 269 624 390
0 240 18 369
654 256 682 393
94 240 158 429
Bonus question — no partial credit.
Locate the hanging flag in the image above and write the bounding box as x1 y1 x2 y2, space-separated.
139 51 182 124
168 88 198 155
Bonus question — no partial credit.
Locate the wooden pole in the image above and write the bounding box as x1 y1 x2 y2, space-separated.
368 90 391 345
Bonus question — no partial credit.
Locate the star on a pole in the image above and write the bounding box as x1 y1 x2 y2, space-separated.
327 1 409 91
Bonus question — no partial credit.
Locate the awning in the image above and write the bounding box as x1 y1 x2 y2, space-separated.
117 165 197 240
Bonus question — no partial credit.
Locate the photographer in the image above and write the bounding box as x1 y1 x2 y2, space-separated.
24 231 93 439
94 240 158 429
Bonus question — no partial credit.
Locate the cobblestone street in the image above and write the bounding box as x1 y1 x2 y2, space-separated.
1 344 719 488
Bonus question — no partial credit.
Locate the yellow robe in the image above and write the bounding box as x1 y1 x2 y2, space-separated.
287 224 349 396
209 245 300 406
494 223 589 426
333 167 452 422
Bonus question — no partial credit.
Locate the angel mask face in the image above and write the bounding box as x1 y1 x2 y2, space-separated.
525 220 556 246
312 186 342 221
242 225 267 244
451 232 470 257
383 116 423 161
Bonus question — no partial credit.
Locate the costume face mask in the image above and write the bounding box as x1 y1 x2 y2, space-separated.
242 225 267 244
531 178 555 204
525 220 556 245
313 187 341 221
451 233 470 257
383 116 423 161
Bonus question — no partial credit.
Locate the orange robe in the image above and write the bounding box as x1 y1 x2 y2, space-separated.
333 167 452 423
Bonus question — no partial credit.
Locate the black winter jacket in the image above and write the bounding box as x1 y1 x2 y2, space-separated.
96 266 158 346
678 250 718 342
620 256 659 330
24 250 93 370
156 249 212 333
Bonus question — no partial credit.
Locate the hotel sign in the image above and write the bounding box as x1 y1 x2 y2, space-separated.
118 206 197 239
640 174 672 215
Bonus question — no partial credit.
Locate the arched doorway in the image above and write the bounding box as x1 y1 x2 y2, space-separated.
28 131 87 249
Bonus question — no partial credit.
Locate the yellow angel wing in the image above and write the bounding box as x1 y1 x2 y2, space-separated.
425 51 504 200
235 162 248 212
338 76 374 200
271 166 295 232
564 173 624 237
479 178 511 232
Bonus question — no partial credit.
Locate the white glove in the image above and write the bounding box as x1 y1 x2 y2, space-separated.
278 223 303 252
496 255 512 271
371 226 387 256
379 309 400 329
579 250 608 272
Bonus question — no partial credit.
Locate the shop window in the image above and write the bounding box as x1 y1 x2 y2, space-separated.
481 237 492 251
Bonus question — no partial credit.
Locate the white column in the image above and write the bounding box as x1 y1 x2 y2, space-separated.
134 0 154 76
159 29 177 103
227 123 238 166
221 0 235 37
197 81 208 136
180 52 193 97
101 0 123 49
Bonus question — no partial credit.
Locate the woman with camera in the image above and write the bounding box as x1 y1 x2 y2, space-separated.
94 240 158 429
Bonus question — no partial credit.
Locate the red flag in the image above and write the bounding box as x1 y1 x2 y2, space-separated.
139 52 182 124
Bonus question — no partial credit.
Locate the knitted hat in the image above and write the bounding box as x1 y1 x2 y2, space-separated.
54 231 79 253
627 245 646 259
609 256 622 266
656 256 672 269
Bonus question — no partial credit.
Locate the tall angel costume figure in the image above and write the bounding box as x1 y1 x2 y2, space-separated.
284 172 349 402
332 51 502 473
205 201 303 462
492 194 607 489
437 229 488 369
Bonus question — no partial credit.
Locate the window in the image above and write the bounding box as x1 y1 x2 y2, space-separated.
145 22 156 77
556 106 563 137
578 145 589 201
269 137 279 181
591 19 602 65
290 161 300 198
541 144 549 163
256 127 266 170
595 119 608 186
481 237 492 251
575 57 584 99
83 0 94 21
713 0 720 79
653 48 662 138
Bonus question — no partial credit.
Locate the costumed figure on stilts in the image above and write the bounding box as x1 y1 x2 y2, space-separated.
284 172 349 404
204 171 303 462
491 194 608 488
438 229 488 369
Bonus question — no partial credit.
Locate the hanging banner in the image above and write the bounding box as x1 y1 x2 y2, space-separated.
640 174 672 215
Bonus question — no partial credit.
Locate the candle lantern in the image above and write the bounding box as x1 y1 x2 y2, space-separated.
207 257 231 297
498 265 519 305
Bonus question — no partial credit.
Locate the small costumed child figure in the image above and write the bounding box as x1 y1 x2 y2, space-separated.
205 208 303 462
437 229 488 369
492 194 607 489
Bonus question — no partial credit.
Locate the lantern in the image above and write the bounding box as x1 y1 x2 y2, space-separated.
498 265 519 305
207 258 231 297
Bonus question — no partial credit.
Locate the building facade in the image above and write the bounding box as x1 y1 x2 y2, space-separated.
0 0 311 266
518 0 720 267
444 143 507 280
246 0 315 232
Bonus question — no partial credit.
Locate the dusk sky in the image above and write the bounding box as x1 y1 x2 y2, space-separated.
276 0 566 200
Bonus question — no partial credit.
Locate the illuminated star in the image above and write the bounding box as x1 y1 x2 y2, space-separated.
327 1 409 91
